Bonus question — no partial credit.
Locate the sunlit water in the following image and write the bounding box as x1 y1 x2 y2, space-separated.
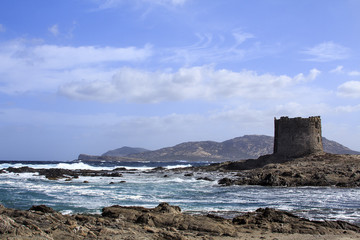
0 161 359 224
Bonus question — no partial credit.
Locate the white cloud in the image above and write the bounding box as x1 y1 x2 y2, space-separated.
48 24 59 37
232 29 254 45
273 102 330 117
334 104 360 113
164 31 270 65
337 81 360 98
0 39 152 94
302 41 349 62
330 65 344 74
0 24 5 33
293 68 321 82
31 44 152 69
348 71 360 76
329 66 360 76
59 66 319 103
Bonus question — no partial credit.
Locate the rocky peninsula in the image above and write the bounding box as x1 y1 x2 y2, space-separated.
183 152 360 188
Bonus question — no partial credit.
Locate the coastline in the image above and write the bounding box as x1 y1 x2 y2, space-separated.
1 152 360 239
1 203 360 240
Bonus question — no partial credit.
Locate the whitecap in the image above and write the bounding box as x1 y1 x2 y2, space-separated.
60 210 73 215
165 164 192 169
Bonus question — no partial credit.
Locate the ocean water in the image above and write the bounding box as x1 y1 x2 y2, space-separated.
0 160 359 225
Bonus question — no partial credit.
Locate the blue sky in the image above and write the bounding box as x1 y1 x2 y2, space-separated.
1 0 360 160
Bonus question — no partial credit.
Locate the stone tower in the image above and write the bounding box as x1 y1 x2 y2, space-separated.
273 116 323 157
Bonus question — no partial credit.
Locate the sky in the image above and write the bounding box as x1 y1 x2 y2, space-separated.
1 0 360 161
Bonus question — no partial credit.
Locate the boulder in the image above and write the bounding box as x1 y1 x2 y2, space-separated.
29 205 56 213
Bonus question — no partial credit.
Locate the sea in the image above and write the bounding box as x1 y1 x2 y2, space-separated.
0 160 359 225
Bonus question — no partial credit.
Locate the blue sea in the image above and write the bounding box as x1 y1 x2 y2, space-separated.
0 160 359 225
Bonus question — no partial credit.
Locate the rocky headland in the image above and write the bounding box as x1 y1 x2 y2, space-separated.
1 203 360 240
186 152 360 187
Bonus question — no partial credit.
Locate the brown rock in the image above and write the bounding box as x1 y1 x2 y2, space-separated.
0 203 359 239
29 205 55 213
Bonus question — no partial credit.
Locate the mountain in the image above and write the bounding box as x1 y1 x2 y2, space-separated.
102 146 150 157
78 135 360 162
125 135 274 162
322 137 360 155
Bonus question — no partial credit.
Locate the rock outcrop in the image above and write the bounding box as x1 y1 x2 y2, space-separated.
212 153 360 187
3 166 125 180
0 203 359 239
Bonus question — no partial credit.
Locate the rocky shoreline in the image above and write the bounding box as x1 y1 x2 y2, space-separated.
182 152 360 188
1 203 360 240
3 152 360 188
2 153 360 239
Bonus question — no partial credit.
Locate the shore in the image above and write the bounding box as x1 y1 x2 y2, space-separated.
4 152 360 187
182 152 360 187
1 203 360 240
2 152 360 239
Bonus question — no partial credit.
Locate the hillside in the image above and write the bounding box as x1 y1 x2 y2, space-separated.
125 135 274 161
78 135 359 162
102 146 150 157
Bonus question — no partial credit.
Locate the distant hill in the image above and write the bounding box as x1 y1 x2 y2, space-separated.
322 137 360 155
125 135 274 161
102 146 150 157
78 135 360 162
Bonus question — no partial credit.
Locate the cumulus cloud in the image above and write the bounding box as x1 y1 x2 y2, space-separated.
293 68 321 82
58 66 319 103
302 41 349 62
48 24 59 37
337 81 360 98
0 39 152 94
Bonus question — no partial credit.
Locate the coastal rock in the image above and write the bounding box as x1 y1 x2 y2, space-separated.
29 205 55 213
0 204 359 239
0 214 32 236
233 207 360 235
196 176 214 181
194 153 360 187
5 166 38 173
218 177 235 186
5 167 126 180
102 203 236 236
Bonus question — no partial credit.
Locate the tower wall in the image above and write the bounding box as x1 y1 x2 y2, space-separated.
273 116 323 157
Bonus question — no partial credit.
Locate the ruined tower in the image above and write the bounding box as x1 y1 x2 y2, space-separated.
273 116 323 157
